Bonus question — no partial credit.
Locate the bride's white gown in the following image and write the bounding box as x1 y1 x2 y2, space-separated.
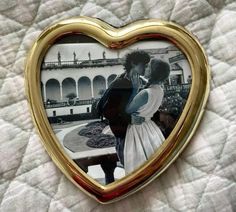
124 84 165 174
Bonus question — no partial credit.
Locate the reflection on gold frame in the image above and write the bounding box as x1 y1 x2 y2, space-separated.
25 17 210 203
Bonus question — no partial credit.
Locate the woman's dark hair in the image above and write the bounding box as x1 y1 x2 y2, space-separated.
123 50 150 72
149 59 170 84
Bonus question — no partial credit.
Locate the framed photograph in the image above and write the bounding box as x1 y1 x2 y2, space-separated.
25 17 210 203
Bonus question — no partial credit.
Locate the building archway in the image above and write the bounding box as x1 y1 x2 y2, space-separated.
45 79 60 101
93 75 106 98
78 77 92 100
62 77 76 99
108 74 117 86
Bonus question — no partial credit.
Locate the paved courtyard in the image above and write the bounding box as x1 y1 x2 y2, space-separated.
50 119 125 184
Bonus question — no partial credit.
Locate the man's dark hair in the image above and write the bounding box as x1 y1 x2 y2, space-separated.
123 50 150 72
149 59 170 83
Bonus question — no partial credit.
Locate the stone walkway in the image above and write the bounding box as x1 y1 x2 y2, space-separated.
52 120 125 183
52 119 98 152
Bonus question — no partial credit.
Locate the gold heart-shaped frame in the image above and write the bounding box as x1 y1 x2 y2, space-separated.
25 17 210 203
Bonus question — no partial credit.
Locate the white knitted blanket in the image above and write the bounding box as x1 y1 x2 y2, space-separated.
0 0 236 211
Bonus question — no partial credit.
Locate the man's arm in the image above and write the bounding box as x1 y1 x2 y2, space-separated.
126 90 148 114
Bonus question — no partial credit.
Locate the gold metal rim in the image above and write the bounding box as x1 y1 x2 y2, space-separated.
25 16 210 203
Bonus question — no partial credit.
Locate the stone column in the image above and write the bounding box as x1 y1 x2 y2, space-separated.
76 80 79 98
91 80 94 98
105 78 108 89
60 83 63 100
168 77 171 85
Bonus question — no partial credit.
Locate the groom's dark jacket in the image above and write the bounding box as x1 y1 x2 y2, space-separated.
97 73 132 138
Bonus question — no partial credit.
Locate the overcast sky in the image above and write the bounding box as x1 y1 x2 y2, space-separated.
44 40 174 62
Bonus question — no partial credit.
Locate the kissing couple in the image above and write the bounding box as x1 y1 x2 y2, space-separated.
97 50 170 175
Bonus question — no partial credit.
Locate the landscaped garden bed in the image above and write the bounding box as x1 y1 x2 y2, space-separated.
78 121 116 148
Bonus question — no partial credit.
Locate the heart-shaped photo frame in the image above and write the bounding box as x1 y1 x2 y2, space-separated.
25 17 210 203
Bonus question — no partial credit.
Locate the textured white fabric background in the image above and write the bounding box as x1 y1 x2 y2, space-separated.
0 0 236 211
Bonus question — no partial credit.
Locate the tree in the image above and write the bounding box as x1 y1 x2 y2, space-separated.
66 92 77 106
66 92 76 99
98 89 105 97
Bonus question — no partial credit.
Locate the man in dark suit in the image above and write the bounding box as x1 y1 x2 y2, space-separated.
97 51 150 165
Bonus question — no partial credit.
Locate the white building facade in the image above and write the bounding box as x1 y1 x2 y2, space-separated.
41 46 191 118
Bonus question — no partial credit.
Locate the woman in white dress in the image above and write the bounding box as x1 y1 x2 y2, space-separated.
124 59 170 174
